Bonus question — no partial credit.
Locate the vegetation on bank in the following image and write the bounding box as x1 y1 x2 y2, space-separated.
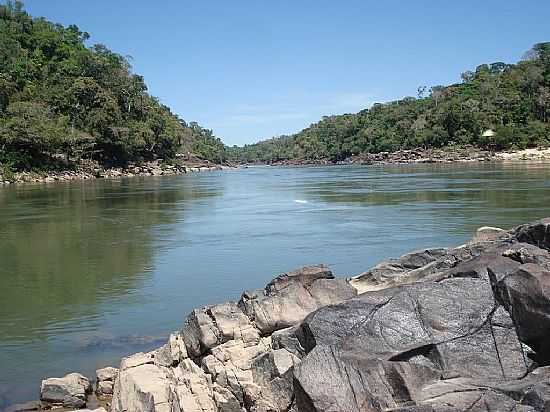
0 1 226 174
229 43 550 163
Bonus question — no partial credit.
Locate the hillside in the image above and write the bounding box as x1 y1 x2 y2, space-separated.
230 43 550 163
0 1 226 174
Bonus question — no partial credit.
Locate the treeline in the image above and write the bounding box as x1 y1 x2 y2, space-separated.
0 1 226 172
230 43 550 163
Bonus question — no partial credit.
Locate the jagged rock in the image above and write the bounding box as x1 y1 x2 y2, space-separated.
40 372 92 408
154 331 188 367
96 366 118 382
182 302 257 358
502 242 550 269
492 262 550 361
96 366 118 395
349 246 485 293
512 218 550 250
271 326 306 358
111 363 174 412
120 351 155 369
238 265 356 334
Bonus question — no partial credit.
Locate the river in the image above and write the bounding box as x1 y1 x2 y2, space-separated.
1 162 550 407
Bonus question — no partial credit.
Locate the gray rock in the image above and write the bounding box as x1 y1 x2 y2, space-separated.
271 326 306 358
182 301 257 357
96 366 118 395
40 372 92 408
239 265 356 334
96 366 118 382
472 226 507 243
512 218 550 250
294 278 531 410
349 245 486 293
154 331 188 367
492 262 550 361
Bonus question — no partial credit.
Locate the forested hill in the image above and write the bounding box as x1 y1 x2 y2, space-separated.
230 43 550 164
0 1 226 172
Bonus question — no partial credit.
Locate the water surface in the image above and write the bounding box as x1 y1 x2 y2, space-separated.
1 162 550 407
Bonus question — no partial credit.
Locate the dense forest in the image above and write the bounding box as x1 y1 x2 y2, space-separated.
2 1 550 171
230 43 550 163
0 1 226 173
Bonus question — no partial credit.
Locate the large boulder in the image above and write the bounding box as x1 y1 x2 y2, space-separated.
492 262 550 361
293 278 532 411
40 372 92 408
512 218 550 250
238 265 356 334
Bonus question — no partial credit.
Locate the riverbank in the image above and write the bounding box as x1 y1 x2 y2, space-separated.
0 160 239 186
257 145 550 167
21 217 550 412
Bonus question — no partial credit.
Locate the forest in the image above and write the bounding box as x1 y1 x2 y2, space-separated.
0 1 226 173
2 1 550 170
230 43 550 163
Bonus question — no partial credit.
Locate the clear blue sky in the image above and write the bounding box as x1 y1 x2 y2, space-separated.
23 0 550 146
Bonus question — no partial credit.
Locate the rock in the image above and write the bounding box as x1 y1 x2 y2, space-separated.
238 265 356 334
97 380 114 395
111 363 174 412
512 218 550 250
96 366 118 382
271 326 306 358
154 331 188 367
293 278 531 411
95 365 118 397
182 301 257 357
120 351 155 369
472 226 507 243
349 246 483 293
492 262 550 361
40 372 92 408
64 218 550 411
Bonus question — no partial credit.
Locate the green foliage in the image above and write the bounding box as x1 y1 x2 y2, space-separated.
0 2 225 170
231 42 550 163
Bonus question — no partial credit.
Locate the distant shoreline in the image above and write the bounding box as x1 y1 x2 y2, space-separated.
0 161 239 186
2 147 550 186
244 146 550 167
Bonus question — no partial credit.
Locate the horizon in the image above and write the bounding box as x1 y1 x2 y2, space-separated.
20 1 550 146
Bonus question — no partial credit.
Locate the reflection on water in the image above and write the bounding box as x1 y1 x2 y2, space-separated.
1 163 550 407
0 176 222 407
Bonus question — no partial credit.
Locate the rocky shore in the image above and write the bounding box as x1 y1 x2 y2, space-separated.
262 146 550 167
10 217 550 411
0 160 238 186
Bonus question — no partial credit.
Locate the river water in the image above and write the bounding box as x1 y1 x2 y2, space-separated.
1 162 550 407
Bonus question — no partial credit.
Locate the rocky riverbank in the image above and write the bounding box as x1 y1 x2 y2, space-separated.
261 146 550 167
13 217 550 411
0 160 238 186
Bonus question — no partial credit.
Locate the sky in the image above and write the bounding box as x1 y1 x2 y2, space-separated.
22 0 550 146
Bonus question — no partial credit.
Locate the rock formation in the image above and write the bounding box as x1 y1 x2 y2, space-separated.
40 218 550 411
